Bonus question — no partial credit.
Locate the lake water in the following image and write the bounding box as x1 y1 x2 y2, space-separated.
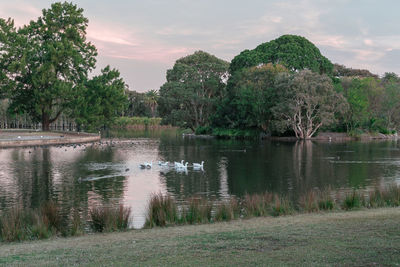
0 130 399 228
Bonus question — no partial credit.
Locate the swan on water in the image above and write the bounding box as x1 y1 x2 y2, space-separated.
176 162 188 169
193 161 204 168
174 160 184 168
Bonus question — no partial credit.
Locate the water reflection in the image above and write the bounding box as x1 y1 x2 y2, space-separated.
0 134 400 228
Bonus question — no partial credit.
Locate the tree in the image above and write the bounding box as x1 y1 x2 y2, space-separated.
72 66 128 131
213 63 287 131
0 2 97 130
158 51 229 130
230 35 333 75
125 90 151 117
271 70 347 139
144 90 159 118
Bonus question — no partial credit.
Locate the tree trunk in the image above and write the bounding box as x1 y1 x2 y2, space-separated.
42 112 50 131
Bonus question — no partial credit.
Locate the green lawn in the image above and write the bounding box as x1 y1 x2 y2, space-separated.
1 208 399 266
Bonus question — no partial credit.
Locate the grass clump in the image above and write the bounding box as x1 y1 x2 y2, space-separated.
181 198 213 224
242 192 274 217
342 190 365 210
270 195 293 216
214 198 240 222
0 206 52 242
89 205 131 233
145 193 178 227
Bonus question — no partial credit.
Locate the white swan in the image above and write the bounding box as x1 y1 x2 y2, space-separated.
193 161 204 168
160 161 169 167
174 160 184 168
176 162 188 169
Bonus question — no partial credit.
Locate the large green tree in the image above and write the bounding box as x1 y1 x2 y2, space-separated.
0 2 97 130
271 70 347 139
229 35 333 75
72 66 128 131
158 51 229 130
213 63 287 131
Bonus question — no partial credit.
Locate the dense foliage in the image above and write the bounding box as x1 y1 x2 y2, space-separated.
0 2 128 131
229 35 333 75
158 51 229 130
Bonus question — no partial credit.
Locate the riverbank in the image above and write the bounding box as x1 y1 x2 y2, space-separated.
0 130 100 147
1 207 399 266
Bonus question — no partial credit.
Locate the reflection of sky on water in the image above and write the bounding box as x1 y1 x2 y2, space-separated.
1 138 400 228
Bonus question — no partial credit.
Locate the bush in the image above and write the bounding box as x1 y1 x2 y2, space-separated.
195 126 212 135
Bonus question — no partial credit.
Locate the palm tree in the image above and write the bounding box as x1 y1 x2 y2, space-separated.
145 90 159 118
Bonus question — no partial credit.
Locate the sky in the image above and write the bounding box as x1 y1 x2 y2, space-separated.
1 0 399 92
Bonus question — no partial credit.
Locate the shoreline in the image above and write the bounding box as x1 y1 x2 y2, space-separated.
0 130 100 148
1 207 399 266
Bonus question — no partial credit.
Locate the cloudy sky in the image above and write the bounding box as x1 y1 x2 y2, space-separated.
1 0 399 92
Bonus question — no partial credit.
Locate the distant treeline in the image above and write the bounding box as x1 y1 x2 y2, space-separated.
156 35 400 139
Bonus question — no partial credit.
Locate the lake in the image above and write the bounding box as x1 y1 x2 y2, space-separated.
0 129 399 228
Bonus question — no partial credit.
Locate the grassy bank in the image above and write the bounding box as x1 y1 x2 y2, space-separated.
0 208 399 266
113 116 163 129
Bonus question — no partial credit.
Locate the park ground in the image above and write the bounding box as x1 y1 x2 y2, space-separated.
0 208 399 266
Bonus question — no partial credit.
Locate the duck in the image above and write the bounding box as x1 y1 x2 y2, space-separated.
139 161 152 169
193 161 204 168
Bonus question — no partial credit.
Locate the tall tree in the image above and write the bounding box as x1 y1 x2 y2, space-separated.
158 51 229 130
213 63 287 131
271 70 347 139
72 66 128 131
229 35 333 75
0 2 97 130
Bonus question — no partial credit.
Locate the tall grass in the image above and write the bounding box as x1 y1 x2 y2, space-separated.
89 205 131 232
145 193 178 227
0 206 54 241
214 198 240 222
181 198 213 224
242 192 274 217
342 190 365 210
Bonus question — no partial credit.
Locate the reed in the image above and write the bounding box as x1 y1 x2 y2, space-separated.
317 189 336 211
41 200 62 231
242 192 274 217
299 190 319 212
342 190 365 210
145 193 178 227
0 207 51 241
270 195 293 216
181 197 213 224
214 198 240 222
89 205 131 232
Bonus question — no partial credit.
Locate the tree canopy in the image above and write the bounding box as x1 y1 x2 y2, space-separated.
229 35 333 75
0 2 97 130
158 51 229 130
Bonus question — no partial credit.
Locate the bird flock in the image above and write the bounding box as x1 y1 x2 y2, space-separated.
139 160 204 171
